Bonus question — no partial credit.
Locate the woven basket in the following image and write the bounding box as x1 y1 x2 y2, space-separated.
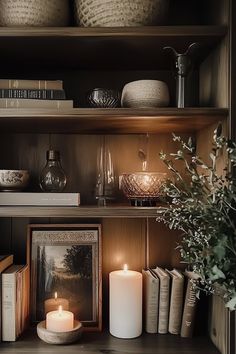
0 0 70 27
74 0 169 27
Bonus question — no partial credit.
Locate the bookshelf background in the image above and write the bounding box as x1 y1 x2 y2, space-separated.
0 0 235 352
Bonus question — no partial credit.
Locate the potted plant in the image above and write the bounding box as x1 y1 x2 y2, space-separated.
157 124 236 311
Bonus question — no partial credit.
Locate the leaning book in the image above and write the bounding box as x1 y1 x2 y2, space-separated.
0 255 14 341
154 267 170 334
2 264 29 341
180 270 200 338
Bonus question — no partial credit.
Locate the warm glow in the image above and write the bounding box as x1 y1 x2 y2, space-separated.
54 292 58 300
123 264 128 272
58 305 63 315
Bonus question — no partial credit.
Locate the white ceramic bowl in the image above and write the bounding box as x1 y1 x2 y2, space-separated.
0 170 29 191
121 80 170 108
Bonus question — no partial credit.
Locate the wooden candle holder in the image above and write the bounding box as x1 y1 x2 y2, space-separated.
37 320 83 345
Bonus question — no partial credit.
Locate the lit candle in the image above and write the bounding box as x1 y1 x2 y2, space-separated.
109 264 142 338
44 292 69 314
46 305 74 332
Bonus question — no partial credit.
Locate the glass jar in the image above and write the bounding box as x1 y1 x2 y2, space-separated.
39 150 67 192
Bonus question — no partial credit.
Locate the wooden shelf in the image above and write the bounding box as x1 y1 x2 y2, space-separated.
0 26 227 69
0 108 228 133
0 329 219 354
0 205 159 218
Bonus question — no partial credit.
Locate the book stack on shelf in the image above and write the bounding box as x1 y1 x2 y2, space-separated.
0 79 73 109
0 255 29 342
142 267 199 338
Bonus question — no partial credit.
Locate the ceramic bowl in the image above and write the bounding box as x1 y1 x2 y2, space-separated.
87 88 120 108
37 320 83 345
0 170 29 191
121 80 170 108
120 172 166 206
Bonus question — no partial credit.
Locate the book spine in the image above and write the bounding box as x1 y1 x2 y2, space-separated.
168 278 184 334
0 79 63 90
0 99 73 109
158 277 170 334
2 273 16 341
0 89 65 100
180 278 198 337
143 270 159 333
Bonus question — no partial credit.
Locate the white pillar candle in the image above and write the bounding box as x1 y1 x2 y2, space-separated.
44 292 69 314
109 264 142 339
46 305 74 332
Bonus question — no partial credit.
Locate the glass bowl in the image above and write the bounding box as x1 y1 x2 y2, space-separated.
120 172 166 206
87 88 120 108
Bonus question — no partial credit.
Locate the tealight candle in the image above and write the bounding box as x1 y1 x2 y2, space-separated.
46 305 74 332
44 292 69 314
109 264 142 338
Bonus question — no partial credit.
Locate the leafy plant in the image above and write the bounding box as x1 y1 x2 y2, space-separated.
156 124 236 310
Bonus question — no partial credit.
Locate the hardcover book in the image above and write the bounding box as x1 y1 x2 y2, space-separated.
166 269 184 335
0 98 73 109
2 264 29 341
0 89 66 100
154 267 170 334
0 193 80 206
180 271 200 338
0 79 63 90
142 268 159 333
0 255 14 341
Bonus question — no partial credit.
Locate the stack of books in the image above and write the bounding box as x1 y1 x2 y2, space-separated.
142 267 199 337
0 255 29 342
0 79 73 109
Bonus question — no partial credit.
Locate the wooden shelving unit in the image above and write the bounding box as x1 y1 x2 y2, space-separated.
0 1 234 353
0 108 227 133
0 26 227 69
0 205 160 218
0 329 220 354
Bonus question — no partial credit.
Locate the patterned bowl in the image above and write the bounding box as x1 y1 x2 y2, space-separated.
121 80 170 108
120 172 166 206
87 88 120 108
0 170 29 191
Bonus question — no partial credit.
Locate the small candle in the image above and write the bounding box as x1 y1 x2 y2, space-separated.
109 264 142 339
46 305 74 332
44 292 69 314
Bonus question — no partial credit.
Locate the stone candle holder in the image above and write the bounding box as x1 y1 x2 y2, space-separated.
37 320 83 345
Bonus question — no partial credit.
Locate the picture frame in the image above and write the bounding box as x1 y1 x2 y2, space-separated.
27 224 102 331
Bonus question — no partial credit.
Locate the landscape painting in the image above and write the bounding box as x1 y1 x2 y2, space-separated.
29 224 102 330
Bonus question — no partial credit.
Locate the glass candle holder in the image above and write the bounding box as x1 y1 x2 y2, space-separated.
95 145 116 206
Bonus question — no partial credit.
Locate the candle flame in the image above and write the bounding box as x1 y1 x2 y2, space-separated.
58 305 63 315
54 292 58 300
123 264 128 272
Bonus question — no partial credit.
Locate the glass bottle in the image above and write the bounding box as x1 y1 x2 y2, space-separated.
39 150 67 192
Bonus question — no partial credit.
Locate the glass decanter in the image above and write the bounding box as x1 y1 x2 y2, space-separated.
39 150 67 192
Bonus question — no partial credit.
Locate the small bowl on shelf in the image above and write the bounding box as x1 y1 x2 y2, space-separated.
0 170 29 192
87 88 120 108
121 80 170 108
120 172 166 206
37 320 83 345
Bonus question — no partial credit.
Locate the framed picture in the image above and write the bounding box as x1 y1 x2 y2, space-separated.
27 224 102 331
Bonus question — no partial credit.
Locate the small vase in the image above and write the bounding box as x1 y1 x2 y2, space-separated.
95 145 116 206
39 150 67 192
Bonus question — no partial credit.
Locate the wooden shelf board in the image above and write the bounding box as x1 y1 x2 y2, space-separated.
0 26 227 69
0 205 159 218
0 329 219 354
0 108 228 133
